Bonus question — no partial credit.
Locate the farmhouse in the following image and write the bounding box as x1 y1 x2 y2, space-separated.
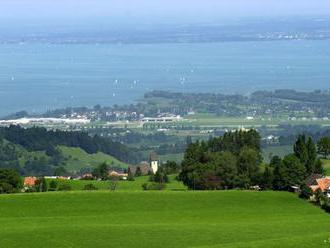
128 162 152 176
310 177 330 198
108 171 128 180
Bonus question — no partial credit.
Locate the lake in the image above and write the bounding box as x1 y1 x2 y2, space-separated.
0 40 330 116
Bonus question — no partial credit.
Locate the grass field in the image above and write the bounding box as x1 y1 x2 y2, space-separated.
0 191 330 248
52 175 186 191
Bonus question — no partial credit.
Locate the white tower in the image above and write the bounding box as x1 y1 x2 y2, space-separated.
150 152 159 174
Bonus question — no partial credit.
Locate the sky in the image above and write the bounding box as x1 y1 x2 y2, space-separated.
1 0 330 26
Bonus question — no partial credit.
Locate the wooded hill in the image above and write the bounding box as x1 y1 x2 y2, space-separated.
0 126 139 175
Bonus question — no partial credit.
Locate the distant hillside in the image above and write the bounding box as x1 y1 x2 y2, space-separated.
0 126 136 175
0 126 141 164
59 146 129 172
0 139 129 175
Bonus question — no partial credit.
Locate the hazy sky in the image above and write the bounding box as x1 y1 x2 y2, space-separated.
1 0 330 25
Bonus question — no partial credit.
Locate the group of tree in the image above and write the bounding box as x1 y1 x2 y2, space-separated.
179 130 262 190
0 168 22 194
180 131 326 191
266 135 325 191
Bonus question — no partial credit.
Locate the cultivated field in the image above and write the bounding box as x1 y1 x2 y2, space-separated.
0 191 330 248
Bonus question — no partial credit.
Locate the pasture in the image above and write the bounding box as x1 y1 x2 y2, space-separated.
0 191 330 247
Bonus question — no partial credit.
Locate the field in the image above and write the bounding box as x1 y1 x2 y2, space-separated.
0 191 329 248
185 113 330 128
52 175 186 191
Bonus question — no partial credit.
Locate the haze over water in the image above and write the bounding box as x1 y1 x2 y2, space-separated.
1 40 330 116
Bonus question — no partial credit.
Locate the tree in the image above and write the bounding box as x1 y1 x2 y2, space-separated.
317 137 330 159
127 168 135 181
306 137 317 174
0 168 22 194
237 147 260 183
294 135 308 165
35 177 48 192
150 166 169 184
314 158 326 175
261 166 274 190
92 162 109 180
163 161 180 174
54 167 68 177
272 157 285 190
213 152 237 189
135 166 142 177
282 154 306 190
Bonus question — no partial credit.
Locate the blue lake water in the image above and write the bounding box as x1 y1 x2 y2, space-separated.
0 40 330 116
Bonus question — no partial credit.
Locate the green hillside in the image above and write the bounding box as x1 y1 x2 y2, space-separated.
11 143 129 174
0 191 329 248
59 146 129 172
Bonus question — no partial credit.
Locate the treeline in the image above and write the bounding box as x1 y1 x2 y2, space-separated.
251 89 330 104
0 126 141 164
179 130 325 191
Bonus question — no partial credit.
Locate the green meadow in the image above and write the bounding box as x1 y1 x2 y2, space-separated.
52 175 186 191
0 191 330 248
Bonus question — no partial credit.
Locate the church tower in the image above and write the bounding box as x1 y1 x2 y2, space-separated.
149 152 159 174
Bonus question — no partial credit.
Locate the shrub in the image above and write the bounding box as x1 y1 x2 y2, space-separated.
0 182 14 194
58 183 72 191
321 198 330 213
83 184 98 191
48 180 58 191
142 182 166 191
299 184 313 199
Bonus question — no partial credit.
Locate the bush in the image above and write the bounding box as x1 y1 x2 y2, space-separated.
0 182 14 194
321 198 330 213
0 168 22 194
142 182 166 191
299 184 313 199
48 180 58 191
58 183 72 191
83 184 98 191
